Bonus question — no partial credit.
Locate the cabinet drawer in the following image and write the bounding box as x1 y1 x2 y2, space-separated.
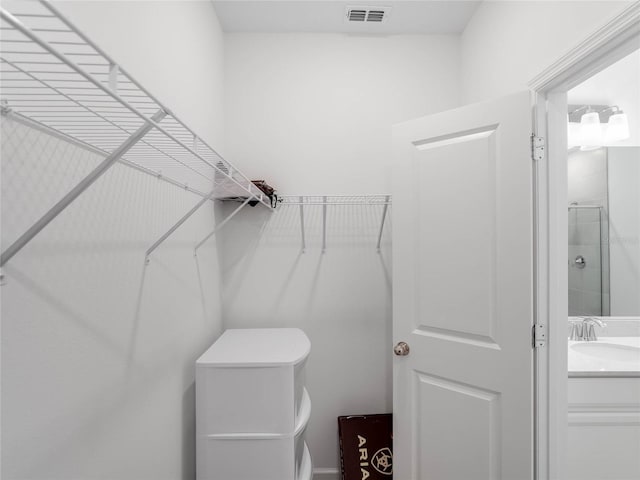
294 358 308 424
196 365 295 434
196 328 311 435
196 411 310 480
298 443 312 480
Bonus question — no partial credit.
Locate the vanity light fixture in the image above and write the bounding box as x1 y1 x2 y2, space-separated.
567 121 581 148
567 104 631 150
603 106 630 143
579 108 603 151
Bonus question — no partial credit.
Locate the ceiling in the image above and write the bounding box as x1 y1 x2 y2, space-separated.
212 1 482 34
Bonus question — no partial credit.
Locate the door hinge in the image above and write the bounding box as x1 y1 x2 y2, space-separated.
533 323 546 348
531 135 545 161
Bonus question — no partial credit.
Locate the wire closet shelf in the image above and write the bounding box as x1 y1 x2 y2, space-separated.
279 195 392 253
0 0 271 266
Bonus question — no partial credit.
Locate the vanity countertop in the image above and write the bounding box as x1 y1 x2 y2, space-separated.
568 336 640 377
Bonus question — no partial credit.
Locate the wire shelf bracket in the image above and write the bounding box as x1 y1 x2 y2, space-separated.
1 108 166 267
146 188 221 261
376 195 390 252
193 196 254 254
299 195 306 253
322 196 327 253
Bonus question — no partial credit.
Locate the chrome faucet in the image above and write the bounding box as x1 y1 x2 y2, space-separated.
569 321 583 341
582 317 605 341
569 317 606 341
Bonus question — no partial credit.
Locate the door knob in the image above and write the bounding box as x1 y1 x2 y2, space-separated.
394 342 410 356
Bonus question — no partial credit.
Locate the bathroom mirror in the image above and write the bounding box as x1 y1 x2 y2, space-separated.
568 146 640 316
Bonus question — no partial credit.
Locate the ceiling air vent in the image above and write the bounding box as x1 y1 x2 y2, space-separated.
348 9 367 22
346 6 390 23
367 10 385 22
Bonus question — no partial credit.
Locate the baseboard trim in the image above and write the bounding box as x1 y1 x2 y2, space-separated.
313 467 340 480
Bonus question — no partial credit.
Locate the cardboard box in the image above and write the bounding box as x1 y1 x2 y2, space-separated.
338 413 393 479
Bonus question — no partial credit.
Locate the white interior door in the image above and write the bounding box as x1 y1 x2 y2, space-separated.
392 91 534 480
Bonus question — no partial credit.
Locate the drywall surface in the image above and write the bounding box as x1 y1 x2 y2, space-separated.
224 33 460 194
460 1 634 103
52 0 226 153
608 147 640 316
1 118 222 480
222 32 459 473
1 2 226 479
217 201 392 474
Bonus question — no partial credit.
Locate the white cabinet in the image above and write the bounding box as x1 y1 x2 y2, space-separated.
196 328 312 480
567 377 640 480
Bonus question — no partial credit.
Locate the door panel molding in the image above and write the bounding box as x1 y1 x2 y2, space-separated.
415 371 502 479
393 90 534 480
413 325 501 350
414 130 499 342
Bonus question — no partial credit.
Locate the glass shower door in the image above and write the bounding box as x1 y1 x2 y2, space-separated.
568 205 609 316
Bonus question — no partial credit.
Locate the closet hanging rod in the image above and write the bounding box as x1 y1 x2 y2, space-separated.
282 201 392 206
33 0 257 191
2 108 211 200
36 1 179 123
283 195 392 253
0 1 271 208
280 195 392 206
1 109 167 267
1 0 274 266
0 9 156 123
281 194 392 198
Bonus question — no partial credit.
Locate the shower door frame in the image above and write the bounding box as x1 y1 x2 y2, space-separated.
529 4 640 479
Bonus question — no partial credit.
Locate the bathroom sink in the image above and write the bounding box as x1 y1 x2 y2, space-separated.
571 342 640 364
568 337 640 373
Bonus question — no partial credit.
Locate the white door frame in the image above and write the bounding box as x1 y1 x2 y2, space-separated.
529 4 640 480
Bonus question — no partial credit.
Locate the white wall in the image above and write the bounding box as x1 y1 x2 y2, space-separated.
460 0 634 103
217 201 392 476
5 1 635 478
608 147 640 316
224 33 460 194
222 33 460 474
1 1 227 479
53 0 226 153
